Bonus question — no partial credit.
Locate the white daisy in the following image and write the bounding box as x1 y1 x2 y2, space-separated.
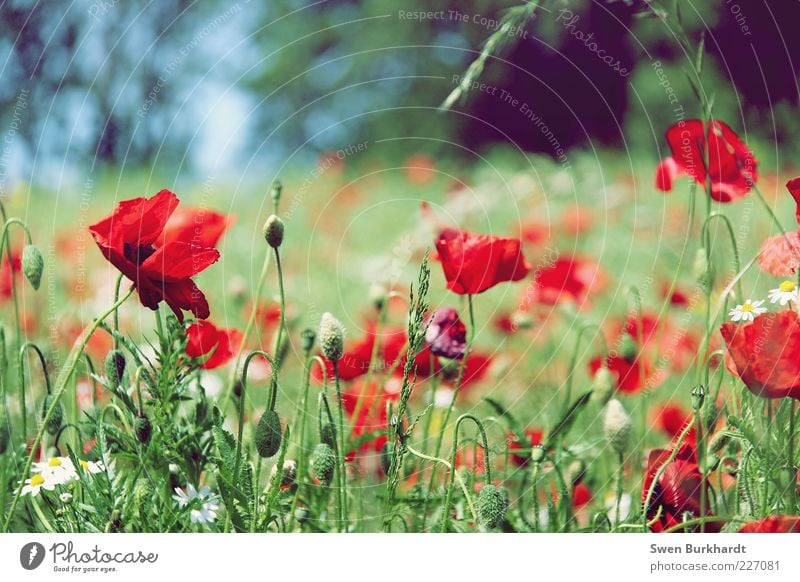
728 299 767 322
21 473 56 497
768 280 799 306
173 484 220 525
77 459 105 475
31 457 78 485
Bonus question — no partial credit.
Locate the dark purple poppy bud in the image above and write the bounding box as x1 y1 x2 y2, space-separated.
425 308 468 359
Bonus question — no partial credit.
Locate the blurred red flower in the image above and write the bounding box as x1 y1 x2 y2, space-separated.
185 320 243 369
589 353 652 393
642 443 718 532
651 403 692 439
435 228 530 295
89 190 220 321
527 256 604 307
506 428 543 467
656 119 758 202
721 310 800 400
162 206 233 249
0 248 20 300
739 516 800 533
759 177 800 276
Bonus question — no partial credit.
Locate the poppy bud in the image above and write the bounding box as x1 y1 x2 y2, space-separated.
41 394 64 436
311 442 336 485
477 484 508 529
368 283 388 311
603 399 631 455
567 459 587 486
134 413 152 444
263 214 284 248
708 431 730 454
692 248 715 292
530 444 546 464
320 422 336 448
21 244 44 290
319 312 345 362
300 328 316 354
271 459 298 487
619 333 637 363
691 385 705 411
255 410 282 458
270 180 283 205
591 366 614 405
104 349 126 389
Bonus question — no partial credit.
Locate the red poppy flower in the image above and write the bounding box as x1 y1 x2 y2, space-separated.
739 516 800 533
642 443 718 532
651 403 692 439
185 320 243 370
312 324 438 383
0 248 20 300
758 178 800 275
89 190 220 321
721 310 800 400
506 428 544 467
526 256 604 307
656 119 758 202
443 351 492 391
162 206 233 248
434 228 531 295
589 353 652 393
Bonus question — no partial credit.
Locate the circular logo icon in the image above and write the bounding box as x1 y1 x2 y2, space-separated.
20 542 46 570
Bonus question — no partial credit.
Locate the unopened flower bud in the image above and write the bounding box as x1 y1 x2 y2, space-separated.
22 244 44 290
567 458 587 486
691 385 705 411
134 412 152 444
530 444 546 464
254 410 282 458
603 399 631 455
41 394 64 436
619 333 637 363
263 214 284 248
477 484 509 529
692 248 715 292
270 180 283 205
320 422 336 448
105 349 126 389
300 328 316 354
319 312 345 362
311 442 336 485
592 365 614 405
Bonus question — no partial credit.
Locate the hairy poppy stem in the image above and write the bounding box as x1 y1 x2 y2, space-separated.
0 216 33 351
18 342 51 445
3 284 134 532
441 414 491 532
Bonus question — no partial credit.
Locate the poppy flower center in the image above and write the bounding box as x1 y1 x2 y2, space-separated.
779 280 796 293
30 474 45 486
123 242 156 265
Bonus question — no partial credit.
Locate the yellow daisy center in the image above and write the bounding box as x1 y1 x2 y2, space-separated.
80 460 89 471
48 457 62 467
740 303 754 312
30 474 45 486
779 280 796 293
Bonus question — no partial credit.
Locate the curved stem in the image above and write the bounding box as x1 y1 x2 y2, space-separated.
441 413 491 532
700 212 743 299
234 350 277 483
18 342 52 442
112 273 124 350
406 444 477 523
3 284 134 532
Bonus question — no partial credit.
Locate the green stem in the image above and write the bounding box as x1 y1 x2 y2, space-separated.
3 285 134 531
441 413 491 532
332 361 348 531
